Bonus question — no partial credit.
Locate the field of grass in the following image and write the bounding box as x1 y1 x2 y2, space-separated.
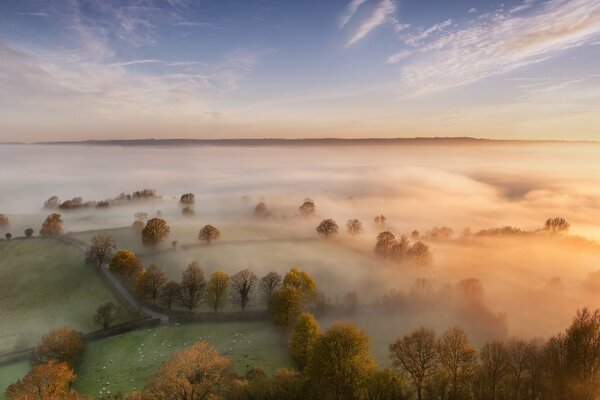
73 321 292 398
0 238 133 352
0 361 29 399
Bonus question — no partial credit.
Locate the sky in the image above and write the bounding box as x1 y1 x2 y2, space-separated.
0 0 599 142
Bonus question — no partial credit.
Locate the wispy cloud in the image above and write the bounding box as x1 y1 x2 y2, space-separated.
339 0 370 29
394 0 600 96
403 19 453 47
345 0 397 47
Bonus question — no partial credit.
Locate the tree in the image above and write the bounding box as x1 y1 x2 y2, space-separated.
306 322 377 400
40 213 63 236
171 240 178 250
205 271 230 312
506 338 528 400
374 215 387 228
198 224 220 244
289 312 321 370
5 361 82 400
346 219 363 236
230 269 258 311
178 262 206 311
437 326 476 400
544 217 570 233
94 302 122 330
143 340 231 400
374 231 395 257
142 218 170 247
159 281 181 311
269 286 303 328
389 235 410 261
5 232 11 240
33 327 84 368
389 327 438 400
180 192 195 205
365 369 406 400
407 241 432 265
316 218 339 238
298 198 316 217
0 213 9 229
254 202 270 218
108 250 140 277
283 267 317 303
85 234 115 267
135 265 167 302
479 341 509 400
182 206 195 216
259 271 282 307
25 228 34 238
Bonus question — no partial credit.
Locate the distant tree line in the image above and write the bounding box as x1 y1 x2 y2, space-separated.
42 189 159 211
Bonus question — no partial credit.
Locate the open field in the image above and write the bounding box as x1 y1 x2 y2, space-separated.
0 238 133 352
73 321 292 397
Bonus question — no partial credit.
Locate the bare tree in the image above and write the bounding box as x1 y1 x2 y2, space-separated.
159 281 181 311
85 234 115 267
259 271 282 307
230 269 258 311
346 219 363 236
479 341 510 400
94 302 122 330
177 261 206 311
437 326 476 400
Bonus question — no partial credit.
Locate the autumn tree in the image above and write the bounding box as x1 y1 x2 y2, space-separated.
205 271 230 312
346 219 363 236
94 302 122 330
5 361 82 400
143 340 231 400
177 261 206 311
298 198 316 217
142 217 170 247
389 235 410 261
259 271 282 307
289 312 320 370
306 322 377 400
364 369 406 400
374 231 395 257
85 234 116 267
159 281 181 311
389 327 438 400
108 250 140 277
544 217 570 233
25 228 34 238
283 267 317 303
0 214 9 229
269 286 303 328
198 224 220 244
230 269 258 311
437 326 476 400
135 265 167 303
40 213 63 236
479 341 509 400
316 218 339 238
33 327 84 368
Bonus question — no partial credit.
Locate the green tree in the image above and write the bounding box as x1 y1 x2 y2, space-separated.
205 271 230 312
40 213 63 236
289 312 321 370
306 322 377 400
198 224 221 244
141 217 170 247
108 250 140 277
389 327 438 400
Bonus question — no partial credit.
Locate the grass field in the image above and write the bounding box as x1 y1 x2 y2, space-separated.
0 361 29 399
74 321 292 398
0 238 133 352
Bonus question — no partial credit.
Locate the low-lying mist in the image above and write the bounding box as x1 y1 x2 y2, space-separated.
1 142 600 357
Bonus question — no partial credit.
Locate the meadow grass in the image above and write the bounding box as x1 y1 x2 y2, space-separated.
73 321 292 398
0 238 133 352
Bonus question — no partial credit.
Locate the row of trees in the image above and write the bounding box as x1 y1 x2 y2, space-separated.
43 190 159 211
374 231 432 264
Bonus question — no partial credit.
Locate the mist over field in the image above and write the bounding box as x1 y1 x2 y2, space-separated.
2 142 600 352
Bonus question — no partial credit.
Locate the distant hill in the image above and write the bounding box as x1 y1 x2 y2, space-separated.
24 137 592 147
